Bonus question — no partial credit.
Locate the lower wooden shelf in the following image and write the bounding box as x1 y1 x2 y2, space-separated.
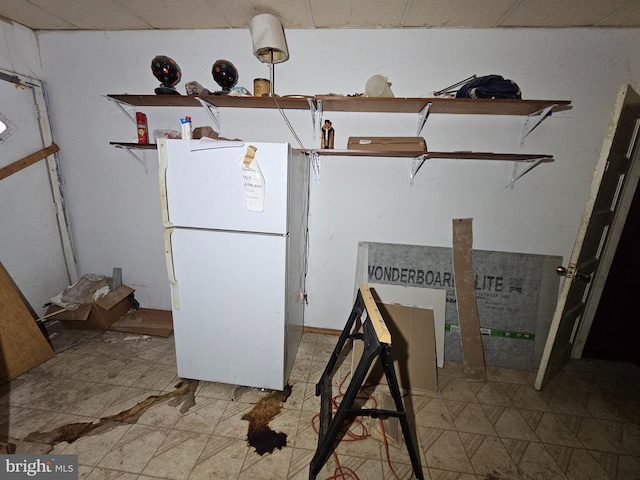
304 149 553 162
110 141 552 185
110 142 157 149
110 142 552 163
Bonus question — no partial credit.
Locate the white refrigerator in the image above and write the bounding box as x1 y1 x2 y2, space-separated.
157 138 309 390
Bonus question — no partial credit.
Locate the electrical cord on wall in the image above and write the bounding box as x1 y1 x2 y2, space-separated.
273 95 306 150
297 159 311 305
301 179 310 304
272 95 311 303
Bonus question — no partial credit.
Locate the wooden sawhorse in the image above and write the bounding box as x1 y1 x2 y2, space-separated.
309 283 424 480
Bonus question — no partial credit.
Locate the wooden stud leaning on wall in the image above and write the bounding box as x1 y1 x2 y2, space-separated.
452 218 487 381
0 144 59 181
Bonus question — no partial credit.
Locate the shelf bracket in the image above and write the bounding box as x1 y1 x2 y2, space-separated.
508 157 548 188
115 145 149 174
409 154 427 186
106 96 137 124
195 97 221 132
520 105 556 145
417 102 432 136
309 151 321 183
309 98 323 141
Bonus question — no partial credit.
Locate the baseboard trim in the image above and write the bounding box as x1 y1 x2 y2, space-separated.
303 326 341 336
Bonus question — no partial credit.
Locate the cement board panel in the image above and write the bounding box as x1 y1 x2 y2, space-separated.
356 241 561 369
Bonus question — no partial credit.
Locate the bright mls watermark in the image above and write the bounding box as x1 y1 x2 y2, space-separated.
1 455 78 479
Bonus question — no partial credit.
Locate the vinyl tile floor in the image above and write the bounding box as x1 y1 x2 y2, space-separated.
1 326 640 480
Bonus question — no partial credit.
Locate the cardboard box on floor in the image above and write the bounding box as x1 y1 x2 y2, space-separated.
351 301 438 393
45 285 135 330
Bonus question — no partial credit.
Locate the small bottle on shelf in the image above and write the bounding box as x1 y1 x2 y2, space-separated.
180 116 192 139
321 120 334 149
136 112 149 144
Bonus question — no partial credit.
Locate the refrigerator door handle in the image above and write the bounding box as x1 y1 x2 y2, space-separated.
163 227 181 309
158 139 180 308
157 138 173 228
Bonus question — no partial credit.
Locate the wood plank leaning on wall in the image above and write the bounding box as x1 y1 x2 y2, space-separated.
452 218 487 381
0 144 59 181
0 261 54 384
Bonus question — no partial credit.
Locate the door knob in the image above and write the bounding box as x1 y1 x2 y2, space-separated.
556 266 591 283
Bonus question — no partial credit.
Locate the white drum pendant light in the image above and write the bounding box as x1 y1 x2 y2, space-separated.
249 14 289 96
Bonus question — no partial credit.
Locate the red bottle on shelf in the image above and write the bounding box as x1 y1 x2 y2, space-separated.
136 112 149 144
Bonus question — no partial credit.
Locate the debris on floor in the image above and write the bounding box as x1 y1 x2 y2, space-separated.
109 308 173 337
24 379 198 446
241 384 292 455
232 385 254 401
45 274 136 331
0 440 16 454
44 322 103 353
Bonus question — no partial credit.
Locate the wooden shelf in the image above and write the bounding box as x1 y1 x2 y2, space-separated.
306 149 553 161
314 96 571 115
107 94 313 110
107 94 571 116
109 142 552 163
107 94 567 183
110 142 157 149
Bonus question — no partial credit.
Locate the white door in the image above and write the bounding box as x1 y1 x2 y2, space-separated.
535 84 640 390
160 139 291 234
0 71 75 314
169 227 288 390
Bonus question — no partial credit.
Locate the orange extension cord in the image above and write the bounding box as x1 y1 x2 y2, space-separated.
311 373 404 480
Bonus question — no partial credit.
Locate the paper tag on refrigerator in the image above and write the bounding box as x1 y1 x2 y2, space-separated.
241 146 265 212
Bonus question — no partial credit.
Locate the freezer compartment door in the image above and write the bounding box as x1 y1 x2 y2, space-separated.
170 227 290 389
159 139 292 234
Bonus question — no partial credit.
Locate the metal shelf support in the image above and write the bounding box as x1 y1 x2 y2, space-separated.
195 97 221 132
508 157 548 188
521 105 556 145
309 98 323 141
409 155 427 186
115 145 149 174
106 96 137 124
309 151 321 183
417 102 432 136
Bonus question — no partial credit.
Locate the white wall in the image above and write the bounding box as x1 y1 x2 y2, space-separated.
35 27 640 330
0 21 41 77
0 22 73 314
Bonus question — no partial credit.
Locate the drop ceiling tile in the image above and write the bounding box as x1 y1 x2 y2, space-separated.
213 0 312 28
3 0 640 31
597 1 640 26
404 0 518 28
28 0 150 30
0 1 76 29
309 0 410 28
120 0 230 29
499 0 632 27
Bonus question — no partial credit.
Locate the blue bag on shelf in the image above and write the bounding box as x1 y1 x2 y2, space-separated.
456 75 522 99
